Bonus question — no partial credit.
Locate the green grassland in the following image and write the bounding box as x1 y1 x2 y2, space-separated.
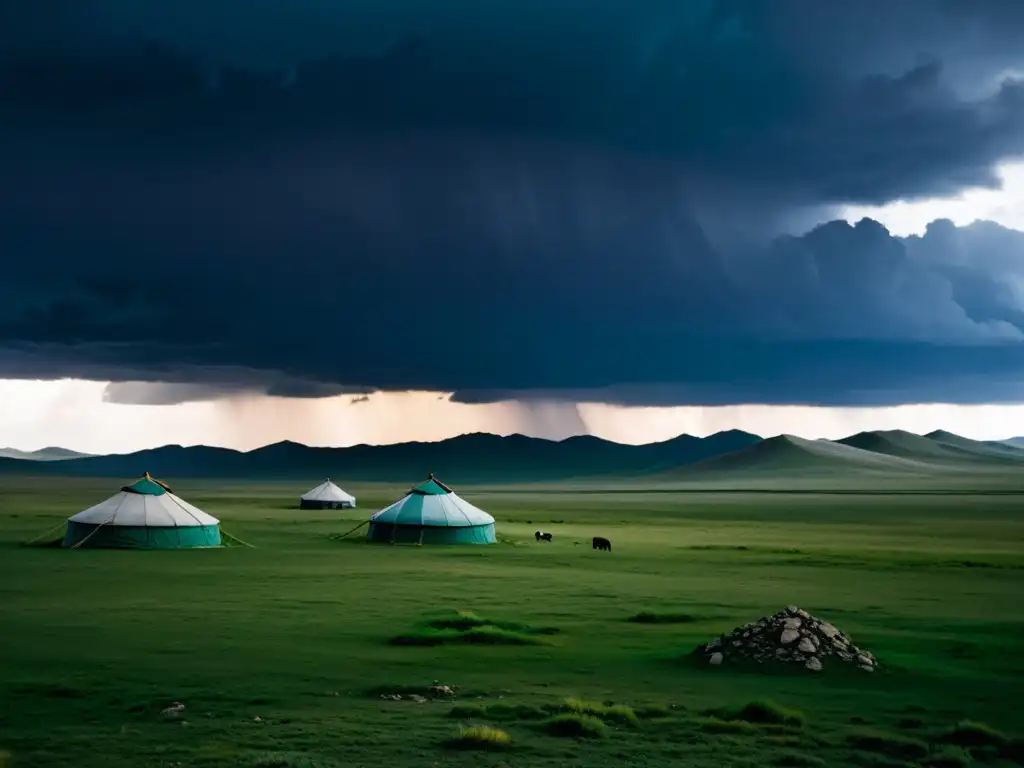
1 477 1024 767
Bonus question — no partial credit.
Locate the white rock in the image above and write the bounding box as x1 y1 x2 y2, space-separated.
819 622 840 639
856 654 873 666
858 664 874 673
784 617 803 630
805 657 823 672
798 637 817 653
709 652 724 665
780 629 800 644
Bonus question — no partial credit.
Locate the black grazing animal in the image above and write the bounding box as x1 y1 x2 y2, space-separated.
592 536 611 552
535 531 553 542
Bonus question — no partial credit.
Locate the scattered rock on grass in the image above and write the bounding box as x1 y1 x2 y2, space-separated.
379 681 460 703
694 606 878 672
160 702 186 718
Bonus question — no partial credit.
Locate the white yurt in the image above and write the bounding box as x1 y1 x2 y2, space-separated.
62 473 221 549
300 479 356 509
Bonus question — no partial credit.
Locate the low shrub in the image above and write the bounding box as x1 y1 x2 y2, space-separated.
391 611 558 646
444 726 511 750
699 718 758 735
710 700 806 728
542 714 608 739
935 720 1008 748
390 626 546 646
560 698 638 727
634 703 673 719
920 745 974 768
846 729 930 761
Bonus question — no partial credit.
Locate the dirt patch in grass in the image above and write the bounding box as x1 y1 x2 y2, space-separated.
390 611 559 647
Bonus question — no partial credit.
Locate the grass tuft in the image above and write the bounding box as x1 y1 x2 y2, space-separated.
774 751 826 767
920 745 974 768
846 729 930 761
935 720 1008 748
443 725 512 750
542 713 608 739
699 717 758 735
249 753 339 768
391 611 558 646
710 699 806 728
448 702 547 721
634 703 673 719
559 698 639 727
390 626 546 646
15 683 86 699
627 611 701 624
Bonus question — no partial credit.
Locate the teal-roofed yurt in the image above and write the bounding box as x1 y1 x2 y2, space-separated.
62 473 221 549
368 474 496 544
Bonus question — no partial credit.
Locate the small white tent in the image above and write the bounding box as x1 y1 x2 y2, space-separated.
300 479 356 509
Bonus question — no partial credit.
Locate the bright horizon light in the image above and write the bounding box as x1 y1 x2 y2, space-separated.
3 379 1024 454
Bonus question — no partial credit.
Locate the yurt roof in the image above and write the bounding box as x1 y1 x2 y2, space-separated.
69 474 219 528
371 475 494 528
301 479 355 502
121 472 173 496
409 473 453 495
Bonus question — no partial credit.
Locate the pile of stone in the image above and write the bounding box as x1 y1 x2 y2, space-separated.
694 606 878 673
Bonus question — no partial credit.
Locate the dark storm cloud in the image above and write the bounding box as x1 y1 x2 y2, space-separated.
102 378 373 405
1 1 1024 406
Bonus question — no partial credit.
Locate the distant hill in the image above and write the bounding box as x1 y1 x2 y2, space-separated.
2 428 1019 484
998 437 1024 448
837 429 998 463
663 434 937 478
924 430 1024 461
0 430 763 483
0 447 93 461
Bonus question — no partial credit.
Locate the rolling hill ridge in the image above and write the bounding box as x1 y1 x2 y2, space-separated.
0 429 1020 483
0 430 763 482
666 429 1024 480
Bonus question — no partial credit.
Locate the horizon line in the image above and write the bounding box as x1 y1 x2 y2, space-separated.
4 427 1022 459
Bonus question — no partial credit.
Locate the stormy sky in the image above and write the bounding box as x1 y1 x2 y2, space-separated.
3 1 1024 450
